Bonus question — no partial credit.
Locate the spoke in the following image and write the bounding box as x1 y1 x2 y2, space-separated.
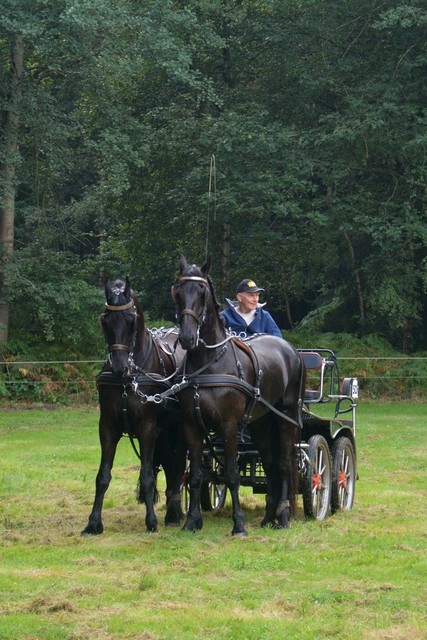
318 449 323 474
343 452 349 473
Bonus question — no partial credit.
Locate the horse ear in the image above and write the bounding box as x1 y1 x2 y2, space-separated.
171 285 178 304
179 255 188 274
201 256 211 276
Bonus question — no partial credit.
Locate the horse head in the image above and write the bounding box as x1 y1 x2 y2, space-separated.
171 255 214 351
100 276 139 376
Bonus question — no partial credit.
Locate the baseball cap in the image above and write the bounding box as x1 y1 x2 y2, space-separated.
236 279 265 294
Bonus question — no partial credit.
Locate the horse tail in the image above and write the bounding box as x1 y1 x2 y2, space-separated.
289 425 299 516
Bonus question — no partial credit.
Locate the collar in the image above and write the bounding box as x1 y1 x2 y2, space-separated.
225 298 266 310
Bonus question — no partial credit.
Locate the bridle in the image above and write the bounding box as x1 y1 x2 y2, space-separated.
102 299 139 367
175 275 209 347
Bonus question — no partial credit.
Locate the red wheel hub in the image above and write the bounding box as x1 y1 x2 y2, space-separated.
313 473 321 491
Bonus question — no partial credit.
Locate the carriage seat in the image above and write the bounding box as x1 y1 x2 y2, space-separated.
299 350 336 403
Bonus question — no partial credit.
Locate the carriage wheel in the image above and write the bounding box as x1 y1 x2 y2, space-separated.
180 457 227 513
200 457 227 512
331 437 356 513
302 435 332 521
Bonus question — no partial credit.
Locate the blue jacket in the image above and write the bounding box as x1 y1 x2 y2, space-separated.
221 299 283 338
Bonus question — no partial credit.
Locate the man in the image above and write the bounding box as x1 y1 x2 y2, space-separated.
221 278 282 338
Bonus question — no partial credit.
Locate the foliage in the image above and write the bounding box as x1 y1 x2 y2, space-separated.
0 0 426 354
4 249 104 353
1 328 426 405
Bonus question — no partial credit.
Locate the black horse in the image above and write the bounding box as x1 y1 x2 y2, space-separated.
82 277 186 534
172 256 305 536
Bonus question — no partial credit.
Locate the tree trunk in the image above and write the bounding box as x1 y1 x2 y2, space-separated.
279 267 294 330
341 229 366 321
0 33 23 344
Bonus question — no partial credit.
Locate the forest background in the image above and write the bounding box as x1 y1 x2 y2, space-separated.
0 1 426 402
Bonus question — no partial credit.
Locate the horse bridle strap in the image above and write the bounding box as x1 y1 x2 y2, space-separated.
103 299 138 362
179 308 202 323
105 301 134 311
110 343 130 352
178 275 209 331
179 276 208 285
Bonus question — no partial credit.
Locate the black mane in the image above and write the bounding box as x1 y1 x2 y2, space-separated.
207 275 221 312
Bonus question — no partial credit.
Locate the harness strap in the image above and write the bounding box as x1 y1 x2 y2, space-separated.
230 337 262 429
231 336 257 367
121 385 142 462
180 373 256 395
176 373 302 429
192 385 225 468
96 371 173 388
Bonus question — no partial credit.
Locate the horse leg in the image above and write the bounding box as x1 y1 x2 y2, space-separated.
182 425 203 532
261 465 280 529
81 422 120 535
136 421 159 533
251 422 278 528
222 425 247 537
162 428 186 527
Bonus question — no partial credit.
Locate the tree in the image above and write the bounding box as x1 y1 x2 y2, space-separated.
0 31 23 343
1 0 426 354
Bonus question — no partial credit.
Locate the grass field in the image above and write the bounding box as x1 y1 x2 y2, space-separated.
0 403 426 640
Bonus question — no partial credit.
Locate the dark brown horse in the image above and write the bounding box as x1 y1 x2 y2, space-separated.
172 256 305 536
82 277 186 534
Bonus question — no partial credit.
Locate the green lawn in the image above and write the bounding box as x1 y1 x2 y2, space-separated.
0 403 426 639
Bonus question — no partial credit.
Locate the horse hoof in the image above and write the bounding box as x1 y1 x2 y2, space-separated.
165 512 183 527
181 525 197 533
81 525 103 536
277 514 291 529
232 530 248 538
182 518 203 533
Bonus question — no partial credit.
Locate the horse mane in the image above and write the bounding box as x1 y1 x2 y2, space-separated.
206 275 221 313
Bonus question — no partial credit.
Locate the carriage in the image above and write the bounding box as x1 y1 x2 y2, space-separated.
84 262 359 537
182 347 359 523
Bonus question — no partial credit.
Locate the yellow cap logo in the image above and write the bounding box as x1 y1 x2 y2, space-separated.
247 280 256 288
